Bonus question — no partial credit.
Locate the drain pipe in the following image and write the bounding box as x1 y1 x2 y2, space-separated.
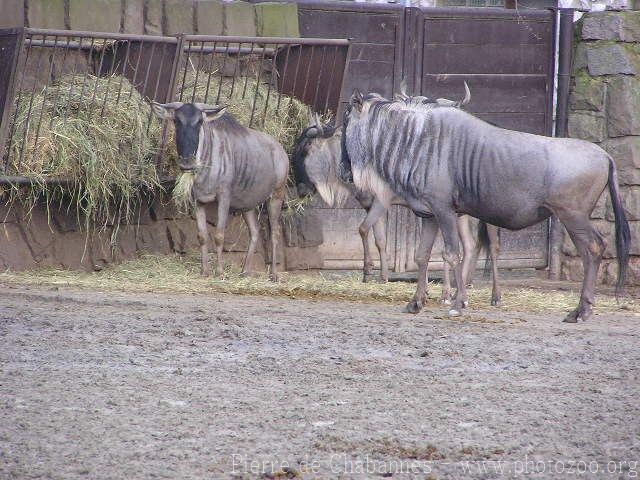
549 8 575 281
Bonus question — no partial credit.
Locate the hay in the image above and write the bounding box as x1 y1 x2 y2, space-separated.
177 72 310 155
0 253 637 316
6 74 163 228
172 172 196 214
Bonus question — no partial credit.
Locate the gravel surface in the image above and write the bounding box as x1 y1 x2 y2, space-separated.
0 284 638 479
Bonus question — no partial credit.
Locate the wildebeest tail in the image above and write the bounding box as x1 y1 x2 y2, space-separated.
477 220 492 278
607 156 631 297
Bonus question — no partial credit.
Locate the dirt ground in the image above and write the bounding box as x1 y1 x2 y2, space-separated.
1 280 639 479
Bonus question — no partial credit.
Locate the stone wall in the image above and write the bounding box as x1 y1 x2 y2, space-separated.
0 0 299 37
0 190 324 272
566 11 640 285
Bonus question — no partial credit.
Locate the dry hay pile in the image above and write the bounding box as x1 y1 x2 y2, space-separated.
6 74 163 228
5 71 314 225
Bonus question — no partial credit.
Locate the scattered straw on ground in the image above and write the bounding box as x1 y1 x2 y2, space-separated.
0 254 637 316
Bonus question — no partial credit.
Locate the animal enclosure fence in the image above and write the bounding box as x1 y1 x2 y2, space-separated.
0 28 351 178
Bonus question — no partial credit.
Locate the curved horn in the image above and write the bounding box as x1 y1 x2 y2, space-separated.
459 81 471 107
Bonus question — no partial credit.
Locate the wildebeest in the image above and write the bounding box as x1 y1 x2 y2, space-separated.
293 111 502 306
342 90 630 322
152 102 288 280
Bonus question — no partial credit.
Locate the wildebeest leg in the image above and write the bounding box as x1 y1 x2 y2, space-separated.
214 194 231 278
241 209 259 276
441 262 452 305
406 217 439 314
267 187 285 282
487 225 502 306
195 203 210 277
358 199 387 282
457 215 474 307
434 210 467 317
372 216 389 282
556 210 606 323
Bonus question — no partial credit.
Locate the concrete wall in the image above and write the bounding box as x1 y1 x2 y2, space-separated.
566 11 640 285
0 190 323 272
0 0 299 37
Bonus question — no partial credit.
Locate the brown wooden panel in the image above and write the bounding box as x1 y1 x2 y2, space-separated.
476 113 547 135
421 74 548 114
422 44 549 75
422 16 553 45
346 60 396 97
350 43 396 62
299 10 401 44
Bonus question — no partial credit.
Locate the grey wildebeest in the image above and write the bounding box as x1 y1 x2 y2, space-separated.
293 110 502 306
152 102 288 280
341 90 631 322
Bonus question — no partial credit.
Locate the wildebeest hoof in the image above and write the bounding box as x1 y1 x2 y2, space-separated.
269 273 279 282
491 298 501 307
462 300 469 308
201 270 211 277
448 308 462 317
441 298 452 306
404 300 422 314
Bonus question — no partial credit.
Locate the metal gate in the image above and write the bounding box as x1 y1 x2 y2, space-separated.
298 3 556 272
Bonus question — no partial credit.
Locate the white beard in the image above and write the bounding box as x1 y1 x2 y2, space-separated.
352 164 395 208
316 181 351 208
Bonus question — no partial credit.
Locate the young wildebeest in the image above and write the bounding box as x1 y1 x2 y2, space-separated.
152 102 288 280
342 90 631 322
292 116 502 306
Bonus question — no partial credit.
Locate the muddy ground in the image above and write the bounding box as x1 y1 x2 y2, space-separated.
0 281 638 479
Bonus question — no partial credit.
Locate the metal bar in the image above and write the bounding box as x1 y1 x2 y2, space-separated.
31 34 60 164
190 40 206 103
261 42 278 127
184 45 274 55
249 40 267 127
178 38 191 102
156 34 185 170
202 40 216 103
140 41 157 100
275 43 292 115
334 42 353 122
312 45 327 112
48 34 72 128
25 28 178 43
0 28 25 170
60 35 85 131
324 44 339 114
17 33 48 169
129 38 145 99
183 34 350 45
241 42 256 99
99 39 121 117
229 41 242 99
301 45 315 106
548 8 574 281
87 35 109 123
114 40 132 106
215 41 231 104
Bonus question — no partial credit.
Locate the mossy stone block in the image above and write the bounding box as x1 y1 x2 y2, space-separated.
255 2 299 38
27 0 66 29
69 0 122 32
195 0 223 35
224 1 256 37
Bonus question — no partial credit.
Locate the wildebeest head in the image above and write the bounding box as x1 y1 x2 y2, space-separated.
151 101 227 172
292 113 350 206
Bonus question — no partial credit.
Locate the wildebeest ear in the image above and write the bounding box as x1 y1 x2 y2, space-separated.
151 101 182 120
350 89 364 111
200 105 227 122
